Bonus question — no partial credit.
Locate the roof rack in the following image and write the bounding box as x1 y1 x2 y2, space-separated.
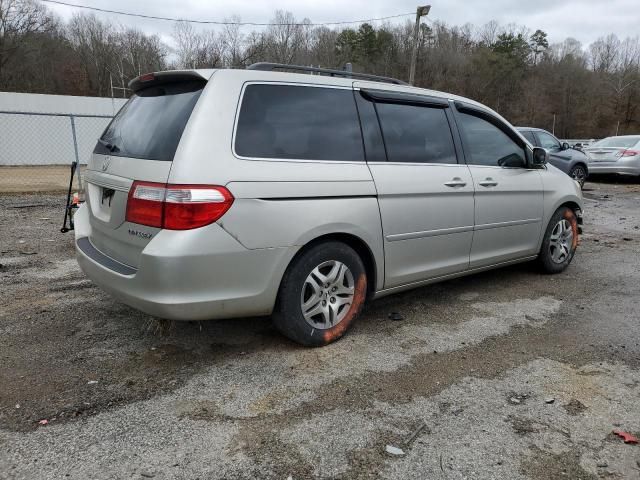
246 62 409 86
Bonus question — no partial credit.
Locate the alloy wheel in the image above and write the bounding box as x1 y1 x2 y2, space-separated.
300 260 355 329
571 166 586 187
549 219 574 264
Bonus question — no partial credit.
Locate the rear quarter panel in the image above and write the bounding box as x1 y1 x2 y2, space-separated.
167 70 386 291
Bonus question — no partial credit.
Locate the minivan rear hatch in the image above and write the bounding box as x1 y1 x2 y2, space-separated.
84 71 210 269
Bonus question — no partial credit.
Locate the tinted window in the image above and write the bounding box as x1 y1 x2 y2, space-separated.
457 112 526 167
355 93 386 162
376 103 456 164
520 130 537 145
235 84 363 161
535 131 561 150
95 81 204 161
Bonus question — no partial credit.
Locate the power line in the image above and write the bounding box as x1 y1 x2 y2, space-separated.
40 0 414 26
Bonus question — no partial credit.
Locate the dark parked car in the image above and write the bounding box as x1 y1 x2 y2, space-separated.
517 127 589 188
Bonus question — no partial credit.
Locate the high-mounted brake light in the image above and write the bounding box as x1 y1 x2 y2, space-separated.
138 73 155 82
126 181 234 230
617 149 639 157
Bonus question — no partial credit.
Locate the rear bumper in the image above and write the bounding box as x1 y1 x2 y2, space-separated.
74 205 297 320
587 160 640 176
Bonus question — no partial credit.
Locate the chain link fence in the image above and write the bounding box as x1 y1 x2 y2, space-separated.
0 111 114 193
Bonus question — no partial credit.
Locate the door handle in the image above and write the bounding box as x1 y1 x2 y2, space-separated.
444 177 467 188
478 178 498 187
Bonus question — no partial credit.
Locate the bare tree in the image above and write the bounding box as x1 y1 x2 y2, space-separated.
0 0 53 84
1 3 639 138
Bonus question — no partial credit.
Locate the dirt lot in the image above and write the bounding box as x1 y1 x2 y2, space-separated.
0 166 84 193
1 178 640 479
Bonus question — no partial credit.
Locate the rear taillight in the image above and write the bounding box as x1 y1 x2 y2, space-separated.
126 181 234 230
618 149 639 157
126 181 165 227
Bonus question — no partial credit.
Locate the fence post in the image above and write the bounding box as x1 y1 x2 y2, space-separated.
69 114 83 192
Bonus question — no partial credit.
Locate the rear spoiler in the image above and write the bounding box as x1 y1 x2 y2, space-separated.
128 70 210 93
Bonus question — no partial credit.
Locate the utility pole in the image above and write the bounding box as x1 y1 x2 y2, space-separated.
408 5 431 85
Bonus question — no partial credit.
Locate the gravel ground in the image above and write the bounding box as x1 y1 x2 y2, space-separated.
1 177 640 479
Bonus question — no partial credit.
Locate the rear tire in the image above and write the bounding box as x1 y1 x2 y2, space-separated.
538 207 578 274
569 165 587 189
273 241 367 347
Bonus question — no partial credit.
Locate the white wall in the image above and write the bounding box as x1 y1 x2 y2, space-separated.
0 92 127 166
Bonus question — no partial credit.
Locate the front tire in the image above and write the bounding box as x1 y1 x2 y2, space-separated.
273 241 367 347
569 165 587 189
538 207 578 274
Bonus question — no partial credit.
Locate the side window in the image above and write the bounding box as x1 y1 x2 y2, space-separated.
375 102 457 164
535 131 561 150
354 93 387 163
457 112 526 168
520 130 537 145
235 84 363 161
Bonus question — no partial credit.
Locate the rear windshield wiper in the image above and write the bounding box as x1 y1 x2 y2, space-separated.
97 138 120 153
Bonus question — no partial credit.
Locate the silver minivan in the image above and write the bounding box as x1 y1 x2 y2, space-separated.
75 64 583 346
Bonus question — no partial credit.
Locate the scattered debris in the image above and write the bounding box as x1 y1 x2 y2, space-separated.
15 404 20 409
388 312 404 321
87 380 98 385
402 421 427 449
613 429 638 444
508 393 529 405
545 397 555 404
564 398 587 416
10 204 49 209
38 419 48 426
385 445 405 456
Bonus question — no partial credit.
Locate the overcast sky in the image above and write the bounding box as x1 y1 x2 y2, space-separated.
46 0 638 47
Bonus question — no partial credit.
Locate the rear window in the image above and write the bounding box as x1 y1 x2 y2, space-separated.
592 136 640 149
95 81 205 161
234 84 364 161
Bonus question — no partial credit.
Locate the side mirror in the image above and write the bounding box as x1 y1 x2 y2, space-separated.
531 147 548 167
561 142 570 150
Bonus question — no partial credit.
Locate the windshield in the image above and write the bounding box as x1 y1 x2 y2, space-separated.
591 136 640 149
94 80 205 161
